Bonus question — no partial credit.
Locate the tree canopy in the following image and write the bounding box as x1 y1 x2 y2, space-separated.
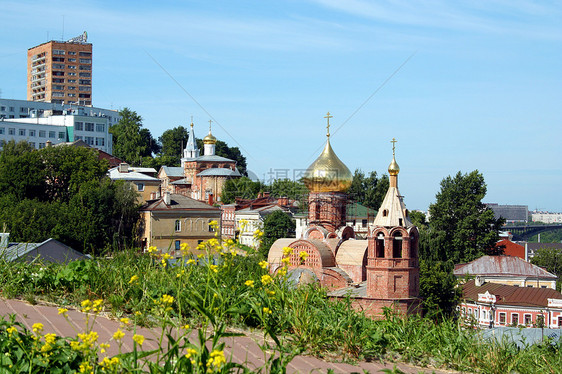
109 108 159 164
0 141 139 254
427 170 504 264
159 126 189 165
260 210 295 258
531 247 562 291
348 169 389 211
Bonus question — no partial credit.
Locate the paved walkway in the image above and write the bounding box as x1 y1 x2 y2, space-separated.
0 298 451 373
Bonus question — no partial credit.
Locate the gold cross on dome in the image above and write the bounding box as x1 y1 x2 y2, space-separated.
391 138 397 156
324 112 333 137
208 119 213 132
190 116 194 128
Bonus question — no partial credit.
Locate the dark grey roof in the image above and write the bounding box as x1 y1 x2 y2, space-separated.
171 178 192 185
184 155 235 163
108 167 160 182
197 168 241 177
160 166 184 178
142 194 220 211
0 238 88 263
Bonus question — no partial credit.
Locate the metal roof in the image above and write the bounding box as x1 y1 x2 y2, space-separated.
170 178 192 185
107 167 160 182
462 279 562 308
197 168 241 177
160 166 184 178
184 155 235 163
454 255 556 279
142 194 220 211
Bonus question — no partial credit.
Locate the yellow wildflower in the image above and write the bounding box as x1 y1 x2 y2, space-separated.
277 267 287 277
210 265 218 273
120 317 130 325
258 260 269 269
299 251 309 261
147 246 157 253
58 308 69 317
187 258 196 265
163 253 172 260
79 361 93 374
113 329 125 341
207 349 226 370
245 280 254 287
92 299 104 313
81 299 92 312
185 347 197 359
129 275 139 284
100 343 110 353
282 247 293 256
263 307 272 314
32 323 44 333
133 334 145 346
134 311 142 316
44 333 56 344
181 324 190 330
267 290 275 297
261 274 273 286
281 257 290 265
7 326 17 336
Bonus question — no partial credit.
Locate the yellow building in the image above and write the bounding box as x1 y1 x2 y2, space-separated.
139 192 221 256
108 163 160 204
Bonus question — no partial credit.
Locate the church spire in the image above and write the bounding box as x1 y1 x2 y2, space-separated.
203 120 217 156
373 138 411 228
183 118 200 159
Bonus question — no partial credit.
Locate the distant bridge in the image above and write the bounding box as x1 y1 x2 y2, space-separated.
503 224 562 241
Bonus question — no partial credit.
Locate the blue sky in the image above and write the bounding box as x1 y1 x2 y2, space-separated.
1 0 561 211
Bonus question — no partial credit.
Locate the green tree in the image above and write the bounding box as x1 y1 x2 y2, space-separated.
110 108 157 164
260 210 295 257
428 170 504 264
419 259 461 317
267 179 307 201
348 169 388 211
0 140 44 201
531 247 562 291
221 177 264 204
159 126 189 165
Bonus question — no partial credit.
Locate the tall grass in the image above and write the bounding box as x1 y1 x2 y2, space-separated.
0 242 561 373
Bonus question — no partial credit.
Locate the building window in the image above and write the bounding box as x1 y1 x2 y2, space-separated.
137 183 144 192
96 123 105 132
19 129 26 136
39 130 46 138
79 51 92 57
48 131 55 138
29 130 35 137
499 312 506 324
79 72 91 77
53 49 65 55
38 142 45 149
85 122 94 131
393 232 403 258
511 313 519 326
29 142 35 148
95 137 105 146
75 122 83 131
208 221 215 232
68 51 76 55
0 128 4 135
58 132 65 139
524 314 532 325
84 136 94 145
175 220 181 232
375 233 385 258
175 240 181 250
536 314 545 327
8 128 15 135
68 72 76 76
68 58 76 62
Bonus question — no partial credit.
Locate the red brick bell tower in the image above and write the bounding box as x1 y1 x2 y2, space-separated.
366 138 420 313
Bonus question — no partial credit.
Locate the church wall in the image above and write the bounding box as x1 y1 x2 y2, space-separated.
338 264 364 284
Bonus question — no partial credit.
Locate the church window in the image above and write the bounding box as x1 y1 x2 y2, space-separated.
376 233 384 258
383 209 388 217
175 220 181 232
392 232 403 258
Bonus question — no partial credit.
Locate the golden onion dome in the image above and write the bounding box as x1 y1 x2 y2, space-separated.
303 138 353 193
203 131 217 144
388 155 400 176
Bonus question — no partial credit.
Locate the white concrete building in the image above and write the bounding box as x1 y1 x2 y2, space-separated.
0 101 114 154
531 211 562 224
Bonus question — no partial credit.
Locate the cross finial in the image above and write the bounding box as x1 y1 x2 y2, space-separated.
391 138 397 156
324 112 333 137
208 119 213 132
190 115 194 128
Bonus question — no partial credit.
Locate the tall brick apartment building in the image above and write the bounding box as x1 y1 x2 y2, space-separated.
27 32 92 106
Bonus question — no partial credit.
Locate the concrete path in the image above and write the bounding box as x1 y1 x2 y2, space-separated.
0 298 450 373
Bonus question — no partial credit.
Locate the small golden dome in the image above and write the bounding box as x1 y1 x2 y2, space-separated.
388 156 400 176
303 139 353 193
203 131 217 145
